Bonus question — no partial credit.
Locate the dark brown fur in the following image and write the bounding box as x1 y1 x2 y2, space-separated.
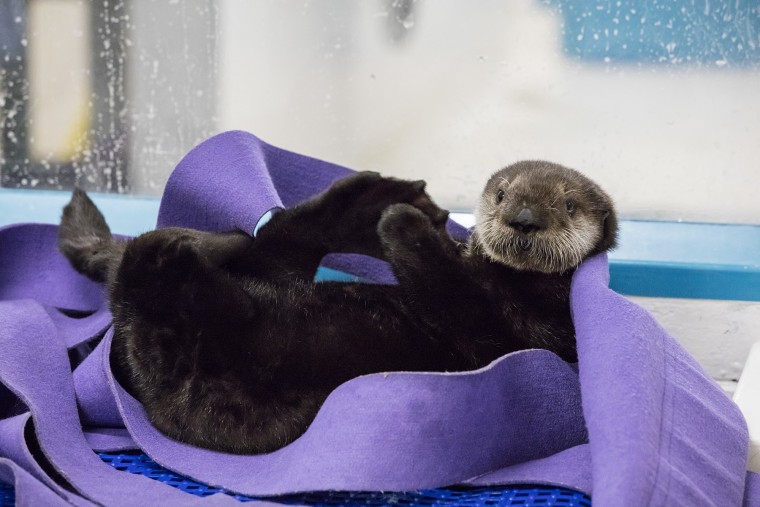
58 162 616 454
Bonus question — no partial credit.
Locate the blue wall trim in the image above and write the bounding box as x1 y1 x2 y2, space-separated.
0 189 161 237
2 189 759 301
609 260 760 302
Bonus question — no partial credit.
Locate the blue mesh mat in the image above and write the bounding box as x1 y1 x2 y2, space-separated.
93 451 592 506
0 483 13 507
0 452 594 506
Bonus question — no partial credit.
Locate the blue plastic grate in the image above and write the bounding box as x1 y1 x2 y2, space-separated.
99 451 592 506
0 482 14 507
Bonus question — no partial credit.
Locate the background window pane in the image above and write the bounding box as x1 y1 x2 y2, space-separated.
1 0 759 224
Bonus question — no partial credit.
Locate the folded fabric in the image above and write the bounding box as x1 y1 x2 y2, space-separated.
0 130 757 506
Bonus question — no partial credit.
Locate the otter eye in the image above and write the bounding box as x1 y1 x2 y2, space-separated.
496 189 505 203
565 200 576 213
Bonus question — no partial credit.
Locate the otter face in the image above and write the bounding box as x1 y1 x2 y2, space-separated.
475 161 617 274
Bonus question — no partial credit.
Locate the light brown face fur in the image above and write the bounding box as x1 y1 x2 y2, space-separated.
474 161 617 274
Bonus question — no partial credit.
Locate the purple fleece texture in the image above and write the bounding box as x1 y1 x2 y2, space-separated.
0 130 757 505
571 255 753 506
103 328 587 496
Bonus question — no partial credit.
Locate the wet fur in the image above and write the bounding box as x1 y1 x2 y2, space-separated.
58 163 616 454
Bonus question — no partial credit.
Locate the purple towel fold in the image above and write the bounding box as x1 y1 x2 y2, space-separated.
572 255 751 506
0 458 71 507
0 130 757 506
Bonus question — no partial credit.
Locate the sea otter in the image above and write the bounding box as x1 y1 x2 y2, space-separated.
58 161 617 454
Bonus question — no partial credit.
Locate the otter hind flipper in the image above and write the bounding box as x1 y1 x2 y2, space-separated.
58 188 124 283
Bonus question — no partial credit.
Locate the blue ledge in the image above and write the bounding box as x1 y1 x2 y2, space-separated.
2 189 759 302
611 221 760 301
0 189 161 237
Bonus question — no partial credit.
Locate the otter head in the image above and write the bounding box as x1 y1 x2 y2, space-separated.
474 161 617 274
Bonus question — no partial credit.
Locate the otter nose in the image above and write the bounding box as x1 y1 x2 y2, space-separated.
509 208 544 234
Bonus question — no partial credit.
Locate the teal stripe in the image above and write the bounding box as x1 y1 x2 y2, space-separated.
2 190 759 301
0 189 160 237
315 267 362 283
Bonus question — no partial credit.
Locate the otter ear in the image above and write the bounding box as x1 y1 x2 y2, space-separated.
598 209 619 252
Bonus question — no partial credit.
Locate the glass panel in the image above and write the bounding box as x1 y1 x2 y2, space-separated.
0 0 216 193
1 0 759 224
28 1 90 167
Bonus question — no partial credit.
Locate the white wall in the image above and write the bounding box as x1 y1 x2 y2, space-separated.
218 0 760 223
632 297 760 388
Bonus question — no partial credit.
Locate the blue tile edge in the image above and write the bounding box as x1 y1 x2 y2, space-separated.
2 190 758 301
609 260 760 302
98 450 593 506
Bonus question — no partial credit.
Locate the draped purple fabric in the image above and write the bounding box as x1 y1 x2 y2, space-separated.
0 131 756 505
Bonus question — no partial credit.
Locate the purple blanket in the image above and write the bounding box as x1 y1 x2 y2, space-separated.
0 130 757 506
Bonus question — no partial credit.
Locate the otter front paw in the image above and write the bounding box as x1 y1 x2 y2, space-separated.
318 171 448 227
322 170 384 199
304 172 449 256
377 204 435 251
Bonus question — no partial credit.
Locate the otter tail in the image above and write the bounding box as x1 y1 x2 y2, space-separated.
58 188 125 284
